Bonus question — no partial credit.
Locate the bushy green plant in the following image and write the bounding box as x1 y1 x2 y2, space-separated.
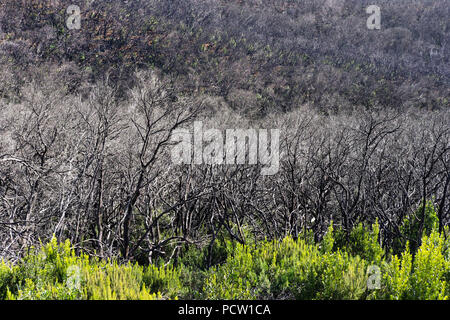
81 261 160 300
317 251 367 300
377 245 413 300
378 230 449 300
409 231 448 299
328 220 384 264
0 260 17 300
6 238 87 300
202 236 369 300
143 263 183 299
321 222 335 254
1 237 177 300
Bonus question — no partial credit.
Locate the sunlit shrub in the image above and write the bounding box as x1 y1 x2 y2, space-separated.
378 230 449 300
1 237 174 300
202 236 368 300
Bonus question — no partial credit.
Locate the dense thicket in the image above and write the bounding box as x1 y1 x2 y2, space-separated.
2 217 450 300
0 68 448 263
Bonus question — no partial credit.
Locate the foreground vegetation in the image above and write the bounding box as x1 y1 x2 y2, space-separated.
1 203 449 300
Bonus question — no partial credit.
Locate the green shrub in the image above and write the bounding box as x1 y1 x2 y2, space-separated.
202 236 369 300
409 231 448 299
143 263 183 299
1 216 450 300
321 222 335 254
81 261 160 300
317 251 367 300
378 245 413 300
0 260 17 300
